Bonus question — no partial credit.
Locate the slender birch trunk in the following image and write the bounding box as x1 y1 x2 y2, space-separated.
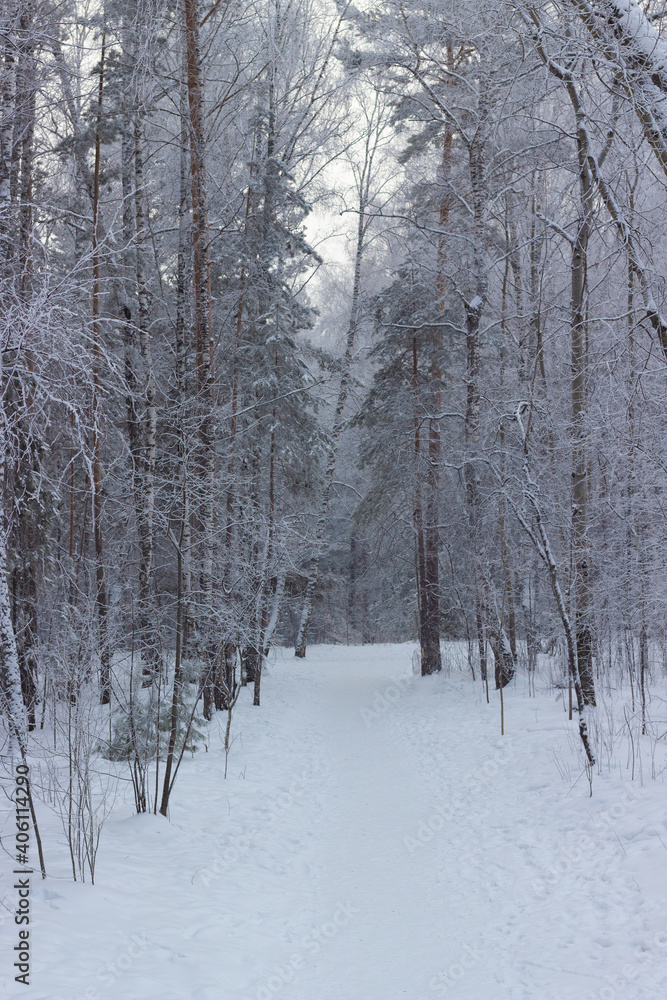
0 408 47 875
92 37 111 706
412 328 428 668
570 124 596 708
252 336 278 706
133 116 161 686
625 180 649 735
0 10 18 266
159 533 183 816
17 4 35 293
463 113 489 692
500 199 520 661
0 414 27 756
160 67 195 810
0 9 16 256
11 5 39 726
175 67 193 658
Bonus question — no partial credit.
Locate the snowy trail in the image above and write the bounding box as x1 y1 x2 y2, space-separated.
3 643 667 1000
247 648 667 1000
285 660 457 999
252 651 516 1000
283 663 514 999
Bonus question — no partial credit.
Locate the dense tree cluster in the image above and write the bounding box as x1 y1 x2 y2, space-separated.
3 0 667 874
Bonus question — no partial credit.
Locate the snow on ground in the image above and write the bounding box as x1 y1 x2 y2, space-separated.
2 643 667 999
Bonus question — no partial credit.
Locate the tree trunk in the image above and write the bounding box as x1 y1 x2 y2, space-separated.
253 389 278 706
16 4 35 292
92 36 111 706
161 69 196 808
412 331 439 674
462 90 489 692
0 416 27 756
570 118 596 709
0 12 17 256
11 6 38 728
133 116 161 687
184 0 216 712
488 626 515 690
175 63 193 659
159 537 183 817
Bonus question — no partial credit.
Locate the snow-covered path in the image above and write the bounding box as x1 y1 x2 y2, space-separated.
250 647 667 1000
289 657 457 999
3 643 667 1000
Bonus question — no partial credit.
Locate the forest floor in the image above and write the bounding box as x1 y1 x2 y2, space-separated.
2 643 667 999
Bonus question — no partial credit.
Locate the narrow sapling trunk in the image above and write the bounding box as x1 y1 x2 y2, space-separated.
160 534 183 817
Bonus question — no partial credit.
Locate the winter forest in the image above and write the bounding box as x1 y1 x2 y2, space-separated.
3 0 667 997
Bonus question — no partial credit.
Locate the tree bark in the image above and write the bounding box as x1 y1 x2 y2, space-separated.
569 99 596 709
92 36 111 706
184 0 216 716
461 78 490 691
175 61 194 658
412 331 439 674
133 116 161 686
0 415 27 756
0 10 17 257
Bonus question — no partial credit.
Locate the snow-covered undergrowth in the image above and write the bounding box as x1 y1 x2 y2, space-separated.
2 643 667 999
